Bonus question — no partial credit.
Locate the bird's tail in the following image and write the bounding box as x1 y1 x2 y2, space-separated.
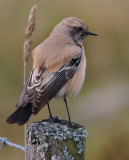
6 104 32 125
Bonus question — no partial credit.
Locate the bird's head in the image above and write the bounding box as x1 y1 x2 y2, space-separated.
59 17 98 43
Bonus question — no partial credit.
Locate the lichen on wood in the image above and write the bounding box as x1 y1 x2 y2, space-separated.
27 117 88 160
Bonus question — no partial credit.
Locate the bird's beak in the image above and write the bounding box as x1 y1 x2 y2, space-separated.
86 30 98 36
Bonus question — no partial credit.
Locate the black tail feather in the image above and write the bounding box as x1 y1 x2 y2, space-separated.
6 104 32 125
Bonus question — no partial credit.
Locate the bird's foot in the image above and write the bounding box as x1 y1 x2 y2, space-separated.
67 120 73 127
47 116 62 123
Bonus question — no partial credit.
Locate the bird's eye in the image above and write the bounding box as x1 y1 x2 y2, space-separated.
76 27 83 32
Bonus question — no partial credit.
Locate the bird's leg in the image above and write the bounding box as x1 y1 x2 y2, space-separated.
64 98 71 123
47 103 52 118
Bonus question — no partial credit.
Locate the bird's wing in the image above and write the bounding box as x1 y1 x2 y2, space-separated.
16 51 82 114
32 52 82 114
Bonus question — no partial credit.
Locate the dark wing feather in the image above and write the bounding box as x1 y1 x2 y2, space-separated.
16 69 34 108
16 68 43 108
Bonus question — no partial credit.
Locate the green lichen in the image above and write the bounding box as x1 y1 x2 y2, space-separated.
27 117 88 160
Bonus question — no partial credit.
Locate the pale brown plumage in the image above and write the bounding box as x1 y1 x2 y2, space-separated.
6 17 98 125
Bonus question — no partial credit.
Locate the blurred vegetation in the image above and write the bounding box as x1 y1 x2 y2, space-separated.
0 0 129 160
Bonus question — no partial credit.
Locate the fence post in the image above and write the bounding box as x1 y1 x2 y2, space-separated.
27 117 88 160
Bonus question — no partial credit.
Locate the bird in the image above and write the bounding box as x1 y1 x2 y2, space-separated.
6 17 98 125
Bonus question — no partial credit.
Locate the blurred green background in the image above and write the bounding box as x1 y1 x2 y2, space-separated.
0 0 129 159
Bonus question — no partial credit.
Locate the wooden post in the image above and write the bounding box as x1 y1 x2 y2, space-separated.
27 117 88 160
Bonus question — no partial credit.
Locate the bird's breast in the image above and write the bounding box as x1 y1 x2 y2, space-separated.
56 52 86 99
